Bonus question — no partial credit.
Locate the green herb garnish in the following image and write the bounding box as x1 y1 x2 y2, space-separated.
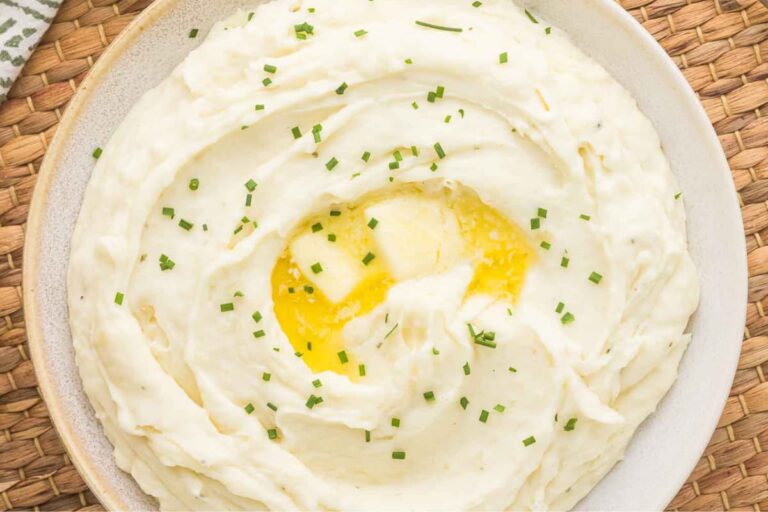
415 20 463 32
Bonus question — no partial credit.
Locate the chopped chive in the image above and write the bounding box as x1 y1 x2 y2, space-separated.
358 364 366 376
545 26 552 34
338 350 349 364
415 20 463 32
189 178 199 191
312 124 323 143
475 338 496 349
525 9 539 24
508 367 517 373
384 323 399 339
523 435 537 446
580 214 591 221
411 146 419 156
255 104 265 111
220 303 234 312
233 291 244 297
588 272 603 284
354 29 368 37
389 161 400 170
291 126 302 139
444 115 452 123
253 329 266 338
245 194 253 207
392 451 406 460
202 224 208 231
330 209 341 216
436 85 445 98
362 252 376 265
267 428 278 440
423 390 436 402
263 64 277 74
312 379 322 388
158 254 175 271
530 218 540 230
179 219 193 231
361 151 371 162
365 430 371 442
263 372 271 381
537 207 548 218
336 82 349 95
311 262 323 274
189 28 199 38
432 347 440 355
245 179 257 192
325 157 339 170
472 0 482 6
312 222 323 232
499 52 508 64
460 396 469 409
305 394 323 409
494 404 506 413
114 292 124 305
244 402 255 414
393 150 403 162
368 218 379 229
391 417 401 427
427 91 437 103
252 311 262 322
463 362 471 375
561 312 575 325
92 147 103 159
459 108 465 118
405 58 413 64
561 256 570 268
430 162 439 172
479 409 490 423
327 233 337 242
162 207 175 219
294 22 315 38
303 285 314 294
267 402 278 411
540 241 551 250
262 77 272 87
674 192 682 200
434 142 446 159
412 101 419 110
555 302 565 314
564 418 578 431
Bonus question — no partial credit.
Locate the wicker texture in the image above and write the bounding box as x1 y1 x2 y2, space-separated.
0 0 764 510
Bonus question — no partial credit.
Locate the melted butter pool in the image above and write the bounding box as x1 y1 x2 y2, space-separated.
271 184 533 376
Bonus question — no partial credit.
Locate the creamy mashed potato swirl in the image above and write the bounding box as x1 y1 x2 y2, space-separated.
68 0 699 510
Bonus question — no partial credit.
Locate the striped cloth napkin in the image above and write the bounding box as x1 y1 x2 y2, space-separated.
0 0 62 102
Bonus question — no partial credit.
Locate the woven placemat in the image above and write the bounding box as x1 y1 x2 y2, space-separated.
0 0 765 510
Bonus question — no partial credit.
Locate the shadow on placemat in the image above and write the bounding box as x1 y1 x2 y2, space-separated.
0 0 767 510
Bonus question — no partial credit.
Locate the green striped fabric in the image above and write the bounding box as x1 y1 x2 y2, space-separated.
0 0 61 102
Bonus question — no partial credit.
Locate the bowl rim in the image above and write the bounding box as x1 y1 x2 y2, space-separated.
22 1 748 510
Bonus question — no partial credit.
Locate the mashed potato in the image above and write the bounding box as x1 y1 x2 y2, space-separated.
67 0 699 509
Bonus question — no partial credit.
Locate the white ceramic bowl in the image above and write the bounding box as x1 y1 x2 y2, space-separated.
24 0 747 510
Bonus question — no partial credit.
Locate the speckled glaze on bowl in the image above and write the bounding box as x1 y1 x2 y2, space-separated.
23 0 747 510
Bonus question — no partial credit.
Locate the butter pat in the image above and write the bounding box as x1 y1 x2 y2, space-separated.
289 232 363 302
365 195 464 280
